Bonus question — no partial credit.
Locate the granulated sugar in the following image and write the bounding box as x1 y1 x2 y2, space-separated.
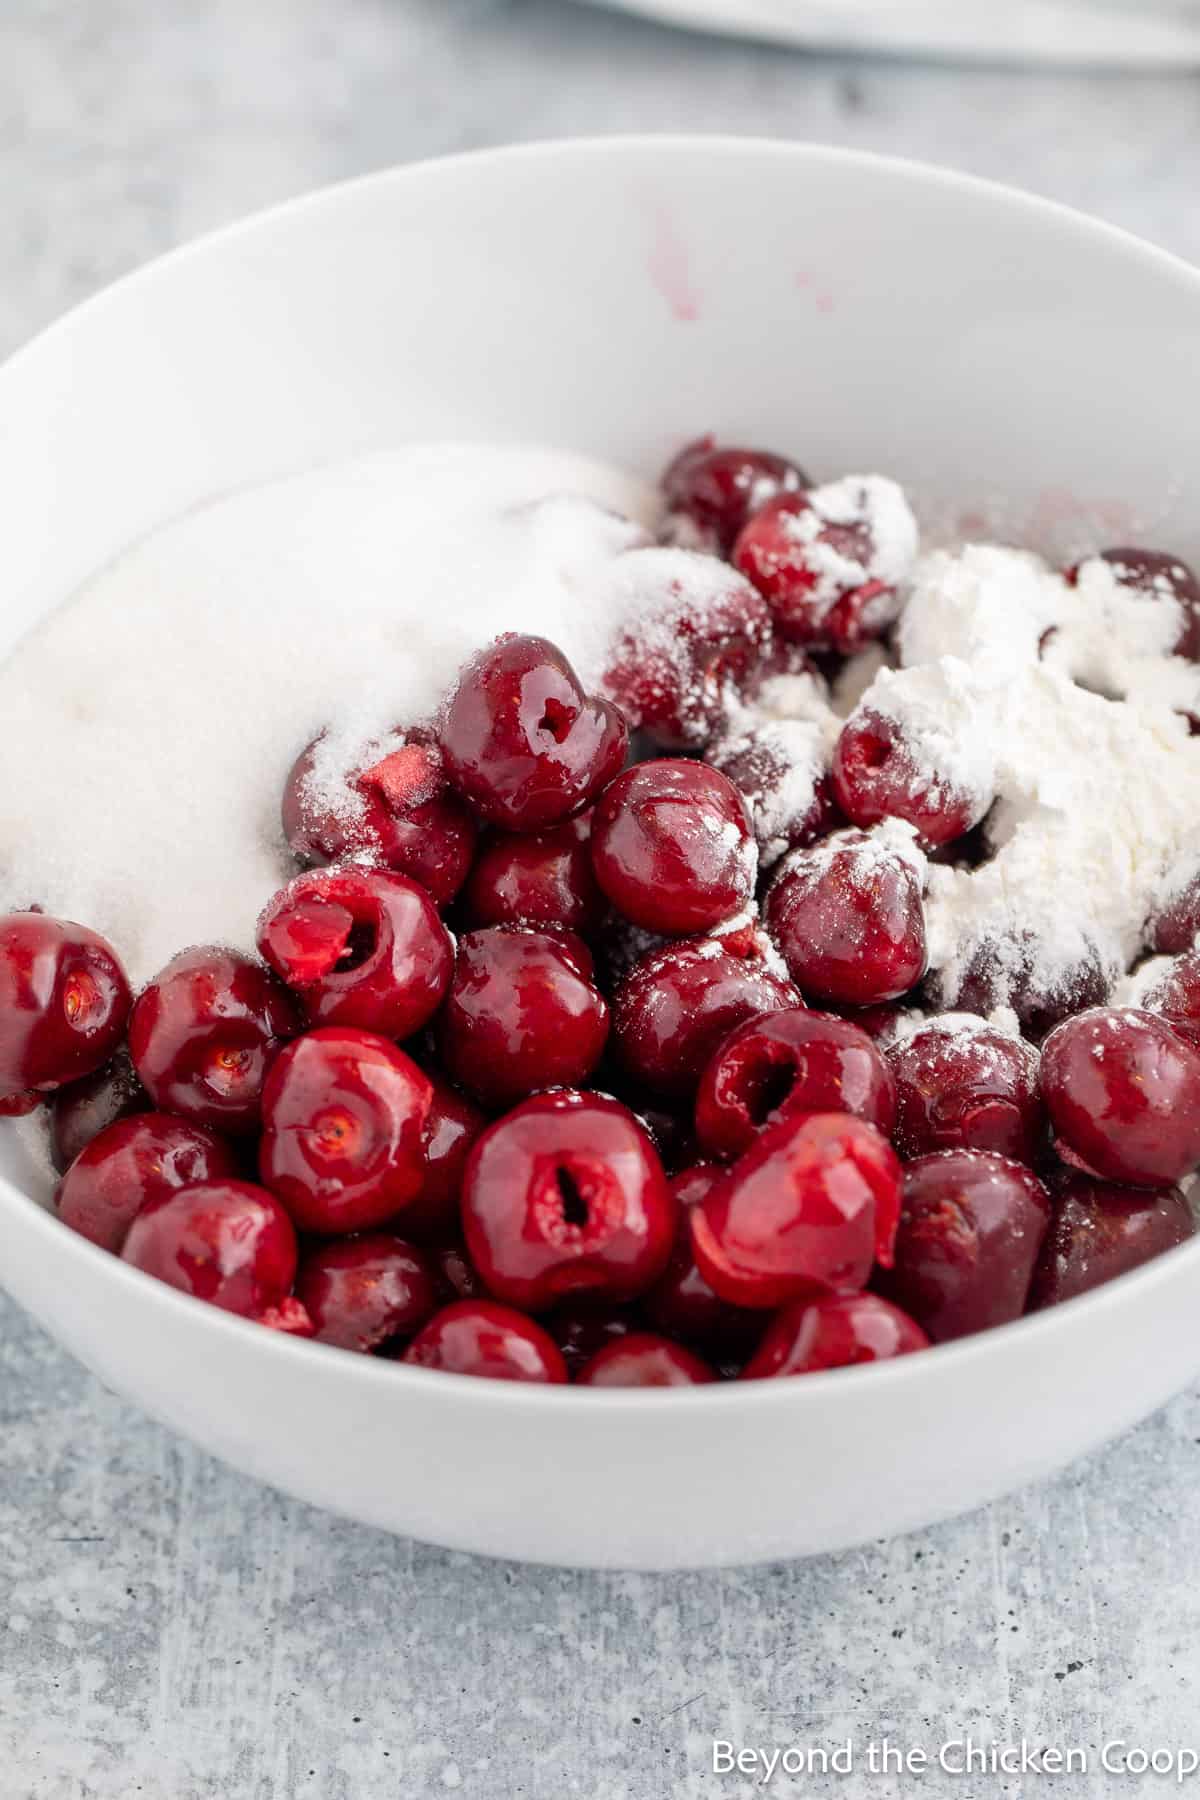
0 444 661 984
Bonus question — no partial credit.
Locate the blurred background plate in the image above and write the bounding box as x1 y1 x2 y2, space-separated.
572 0 1200 65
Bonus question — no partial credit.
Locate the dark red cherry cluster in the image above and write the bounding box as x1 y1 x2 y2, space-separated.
3 438 1198 1387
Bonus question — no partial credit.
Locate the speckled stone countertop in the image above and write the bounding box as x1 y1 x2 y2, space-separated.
4 4 1200 1795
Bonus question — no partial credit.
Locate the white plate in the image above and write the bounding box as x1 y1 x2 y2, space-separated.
573 0 1200 66
3 139 1200 1568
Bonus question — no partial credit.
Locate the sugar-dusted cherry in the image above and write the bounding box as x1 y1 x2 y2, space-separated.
643 1163 764 1358
1138 950 1200 1047
601 550 774 749
461 1090 677 1310
709 723 841 867
401 1300 568 1383
397 1077 488 1244
1147 865 1200 956
1028 1172 1195 1310
282 728 477 907
257 865 453 1040
878 1150 1051 1341
259 1027 432 1234
661 436 808 554
764 829 927 1006
129 947 299 1135
294 1233 436 1352
1040 1006 1200 1187
947 931 1108 1041
888 1021 1043 1163
50 1050 146 1172
612 932 798 1102
742 1293 929 1379
439 633 627 831
0 913 132 1105
576 1332 716 1387
833 705 991 848
435 926 609 1109
1068 547 1200 660
690 1111 902 1309
56 1112 238 1253
590 759 757 936
462 813 605 936
121 1179 298 1319
695 1007 895 1161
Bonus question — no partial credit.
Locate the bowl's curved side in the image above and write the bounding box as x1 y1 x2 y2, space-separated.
3 138 1200 1566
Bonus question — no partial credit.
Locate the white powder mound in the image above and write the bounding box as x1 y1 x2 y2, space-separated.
874 543 1200 1015
0 444 662 985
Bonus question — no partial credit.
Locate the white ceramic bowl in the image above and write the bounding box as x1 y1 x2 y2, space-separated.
3 139 1200 1570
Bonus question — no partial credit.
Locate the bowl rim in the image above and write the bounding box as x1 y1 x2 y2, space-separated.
4 132 1200 1412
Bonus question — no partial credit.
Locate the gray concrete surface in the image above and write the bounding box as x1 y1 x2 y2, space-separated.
3 3 1200 1794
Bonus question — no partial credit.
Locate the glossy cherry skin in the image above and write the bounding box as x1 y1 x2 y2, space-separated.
1040 1007 1200 1188
401 1300 568 1383
888 1023 1043 1164
643 1163 764 1358
1068 546 1200 660
256 866 453 1040
611 935 798 1102
461 1090 677 1310
129 947 300 1135
294 1233 436 1352
1139 950 1200 1046
461 813 605 936
691 1111 902 1310
121 1179 298 1318
282 730 477 907
545 1300 641 1378
576 1332 716 1386
1027 1172 1195 1309
397 1077 488 1244
764 831 927 1006
435 926 608 1110
602 553 774 750
439 633 627 831
877 1150 1051 1342
662 436 808 554
0 913 132 1104
742 1293 929 1379
695 1007 896 1161
833 707 989 849
50 1050 147 1172
590 760 757 936
56 1112 238 1253
259 1027 432 1234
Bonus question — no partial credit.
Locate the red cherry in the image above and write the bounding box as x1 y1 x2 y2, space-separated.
129 947 300 1135
545 1300 641 1378
461 1090 676 1310
121 1179 297 1318
878 1150 1051 1342
1139 950 1200 1046
50 1050 146 1172
577 1332 716 1386
947 933 1108 1041
256 866 453 1040
709 726 842 867
1028 1172 1195 1309
642 1164 764 1358
401 1301 568 1383
612 933 798 1102
833 707 990 848
887 1022 1043 1163
690 1111 902 1309
695 1007 896 1161
590 759 757 936
742 1293 928 1379
294 1233 436 1352
1147 870 1200 956
282 729 477 907
435 926 609 1109
398 1077 488 1244
1040 1007 1200 1188
0 913 132 1104
1068 547 1200 660
439 633 627 831
601 552 774 749
764 830 927 1006
661 437 808 554
259 1027 432 1234
56 1112 238 1253
461 813 605 936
